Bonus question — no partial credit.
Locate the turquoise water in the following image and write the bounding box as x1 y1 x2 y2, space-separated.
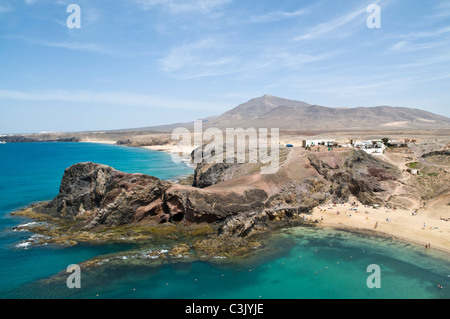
0 142 192 298
0 143 449 299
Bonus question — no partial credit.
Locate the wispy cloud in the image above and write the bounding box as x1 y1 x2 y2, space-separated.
158 31 343 79
291 6 366 42
1 0 449 126
390 39 449 52
431 1 450 19
388 26 450 53
43 41 109 53
307 77 415 98
157 38 247 79
397 26 450 40
249 8 308 23
135 0 231 14
0 89 222 111
290 0 386 42
7 35 112 55
393 52 450 69
0 4 13 13
158 38 218 72
263 48 340 70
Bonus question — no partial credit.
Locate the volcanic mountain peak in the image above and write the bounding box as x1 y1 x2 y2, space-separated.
206 95 450 130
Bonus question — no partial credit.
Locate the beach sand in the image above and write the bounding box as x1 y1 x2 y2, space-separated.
80 140 450 255
80 139 118 145
143 144 194 165
309 199 450 254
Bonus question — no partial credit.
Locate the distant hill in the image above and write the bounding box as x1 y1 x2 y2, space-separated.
127 94 450 132
211 95 311 127
3 95 449 144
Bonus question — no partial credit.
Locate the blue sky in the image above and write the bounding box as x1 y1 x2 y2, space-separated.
0 0 449 133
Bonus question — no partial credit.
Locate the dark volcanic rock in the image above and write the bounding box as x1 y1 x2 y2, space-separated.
166 188 268 224
192 162 234 188
35 162 270 234
36 162 171 229
31 149 401 238
307 150 401 205
0 135 80 143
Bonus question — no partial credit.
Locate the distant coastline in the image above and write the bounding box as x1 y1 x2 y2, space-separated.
80 139 118 145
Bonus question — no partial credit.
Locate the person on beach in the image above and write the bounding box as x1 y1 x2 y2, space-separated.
374 221 378 229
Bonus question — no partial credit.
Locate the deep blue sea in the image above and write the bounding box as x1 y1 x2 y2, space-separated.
0 142 449 299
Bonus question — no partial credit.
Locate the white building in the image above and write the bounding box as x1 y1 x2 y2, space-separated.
302 140 335 148
354 140 385 155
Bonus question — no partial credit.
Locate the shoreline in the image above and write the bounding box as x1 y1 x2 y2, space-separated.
80 139 197 173
80 139 195 165
309 200 450 255
24 140 450 256
142 144 196 170
83 140 450 255
79 139 118 145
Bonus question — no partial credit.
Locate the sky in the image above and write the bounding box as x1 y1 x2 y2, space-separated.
0 0 449 134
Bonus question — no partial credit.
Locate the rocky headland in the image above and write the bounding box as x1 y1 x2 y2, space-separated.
13 146 429 263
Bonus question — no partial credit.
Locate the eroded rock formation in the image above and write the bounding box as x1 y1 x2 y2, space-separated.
31 149 402 240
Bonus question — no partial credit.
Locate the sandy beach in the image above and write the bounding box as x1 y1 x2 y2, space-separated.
81 140 450 255
143 144 180 153
309 198 450 254
80 139 118 145
143 144 195 165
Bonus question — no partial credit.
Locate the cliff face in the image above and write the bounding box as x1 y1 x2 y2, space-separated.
33 149 402 239
306 150 400 205
0 135 80 143
193 148 401 206
39 162 171 227
35 162 270 234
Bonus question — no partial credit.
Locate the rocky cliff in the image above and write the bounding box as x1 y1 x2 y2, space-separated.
32 162 272 236
193 148 401 206
0 135 80 143
23 148 402 243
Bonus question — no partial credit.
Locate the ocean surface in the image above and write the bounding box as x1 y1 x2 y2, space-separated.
0 142 449 299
